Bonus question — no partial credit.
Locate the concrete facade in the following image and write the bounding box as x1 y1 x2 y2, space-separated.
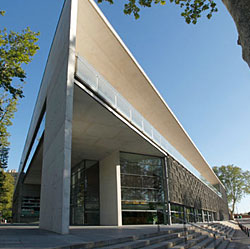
39 0 78 234
12 0 229 234
99 151 122 226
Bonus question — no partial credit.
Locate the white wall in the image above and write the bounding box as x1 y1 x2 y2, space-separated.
39 0 78 234
99 151 122 226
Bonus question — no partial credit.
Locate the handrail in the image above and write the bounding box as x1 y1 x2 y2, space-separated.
170 215 217 247
236 219 250 237
155 210 217 247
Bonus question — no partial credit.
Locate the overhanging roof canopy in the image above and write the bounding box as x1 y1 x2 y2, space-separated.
75 0 222 186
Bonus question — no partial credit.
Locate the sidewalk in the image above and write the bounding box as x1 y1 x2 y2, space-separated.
0 223 184 249
227 220 250 249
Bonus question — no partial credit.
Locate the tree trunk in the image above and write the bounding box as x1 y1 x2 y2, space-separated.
222 0 250 68
231 199 236 215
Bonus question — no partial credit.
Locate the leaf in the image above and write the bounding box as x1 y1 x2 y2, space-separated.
97 0 218 23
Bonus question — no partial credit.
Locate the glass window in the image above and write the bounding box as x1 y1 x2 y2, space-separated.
70 160 99 225
120 152 165 225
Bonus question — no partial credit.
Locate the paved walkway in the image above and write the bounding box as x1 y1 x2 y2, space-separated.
1 221 250 249
227 219 250 249
0 223 184 249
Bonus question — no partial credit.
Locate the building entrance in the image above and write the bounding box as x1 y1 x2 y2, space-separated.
120 152 166 225
70 160 99 225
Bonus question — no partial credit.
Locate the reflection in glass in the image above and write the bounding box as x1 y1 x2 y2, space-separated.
70 160 99 225
120 152 165 225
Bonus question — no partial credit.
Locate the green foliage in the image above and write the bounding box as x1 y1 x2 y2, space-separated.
97 0 218 23
0 169 5 192
0 171 14 220
0 12 39 193
0 93 18 148
0 27 40 98
213 165 250 214
0 147 9 169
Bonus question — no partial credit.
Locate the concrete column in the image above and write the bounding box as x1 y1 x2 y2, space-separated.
164 157 172 225
39 0 78 234
99 151 122 226
194 209 197 223
202 210 205 222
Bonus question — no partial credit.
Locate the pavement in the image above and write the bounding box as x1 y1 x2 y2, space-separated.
237 218 250 229
0 223 185 249
1 221 250 249
227 219 250 249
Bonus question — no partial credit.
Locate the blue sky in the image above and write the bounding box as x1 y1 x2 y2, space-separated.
2 0 249 213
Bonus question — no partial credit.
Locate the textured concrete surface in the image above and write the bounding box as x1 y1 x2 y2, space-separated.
75 0 221 186
39 0 77 234
0 224 186 249
237 218 250 229
100 151 122 226
229 229 250 249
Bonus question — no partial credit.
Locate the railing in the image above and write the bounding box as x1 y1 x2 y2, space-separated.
75 55 222 198
237 219 250 237
156 211 217 247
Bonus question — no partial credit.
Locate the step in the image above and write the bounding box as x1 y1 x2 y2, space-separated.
173 235 211 249
137 232 202 249
216 240 230 249
128 236 191 249
97 231 196 249
206 237 224 249
226 228 235 238
191 236 215 249
64 229 187 249
218 227 228 233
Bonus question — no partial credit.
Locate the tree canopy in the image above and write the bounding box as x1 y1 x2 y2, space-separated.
213 165 250 215
0 11 39 199
97 0 218 24
0 171 15 220
0 11 39 147
0 26 39 98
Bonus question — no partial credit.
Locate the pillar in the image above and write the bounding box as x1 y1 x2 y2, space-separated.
39 0 77 234
99 151 122 226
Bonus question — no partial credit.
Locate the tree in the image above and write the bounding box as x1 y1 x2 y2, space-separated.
97 0 250 68
222 0 250 68
0 94 18 147
97 0 218 23
0 11 39 144
213 165 250 216
0 11 39 191
0 12 39 140
0 25 39 98
0 171 15 220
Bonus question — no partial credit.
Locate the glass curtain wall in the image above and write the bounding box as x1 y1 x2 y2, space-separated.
171 203 184 223
70 160 99 225
170 204 216 223
120 152 165 225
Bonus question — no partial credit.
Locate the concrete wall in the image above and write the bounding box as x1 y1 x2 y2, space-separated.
99 151 122 226
167 156 229 220
12 173 25 223
12 173 40 223
75 0 221 186
39 0 78 234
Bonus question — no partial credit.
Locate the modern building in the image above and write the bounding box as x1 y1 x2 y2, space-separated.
12 0 229 234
